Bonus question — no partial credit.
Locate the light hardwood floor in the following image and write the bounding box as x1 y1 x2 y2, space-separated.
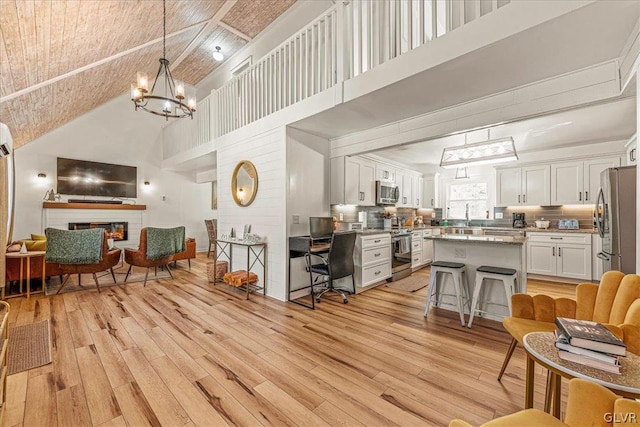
4 255 578 427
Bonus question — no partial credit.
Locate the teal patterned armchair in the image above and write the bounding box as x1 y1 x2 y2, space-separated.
124 227 185 286
45 228 122 294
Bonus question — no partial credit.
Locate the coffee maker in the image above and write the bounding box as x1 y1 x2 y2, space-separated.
512 212 526 228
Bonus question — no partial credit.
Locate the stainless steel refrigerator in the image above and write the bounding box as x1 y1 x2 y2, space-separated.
595 166 637 274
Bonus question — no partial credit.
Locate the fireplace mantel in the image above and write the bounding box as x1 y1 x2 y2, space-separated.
43 202 146 210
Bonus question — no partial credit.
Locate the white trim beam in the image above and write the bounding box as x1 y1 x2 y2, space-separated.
218 21 253 42
172 0 238 69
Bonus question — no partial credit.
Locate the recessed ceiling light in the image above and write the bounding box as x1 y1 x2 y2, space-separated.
213 46 224 62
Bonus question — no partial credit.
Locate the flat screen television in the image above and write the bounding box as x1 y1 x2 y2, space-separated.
57 157 137 198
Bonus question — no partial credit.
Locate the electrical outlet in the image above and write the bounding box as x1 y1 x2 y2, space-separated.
454 248 466 258
495 212 503 219
292 215 300 224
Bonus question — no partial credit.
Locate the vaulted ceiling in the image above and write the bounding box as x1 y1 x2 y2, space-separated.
0 0 296 148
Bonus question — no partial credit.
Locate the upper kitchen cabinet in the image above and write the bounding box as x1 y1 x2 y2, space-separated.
412 176 423 208
423 176 437 208
496 165 550 206
396 171 412 207
331 156 376 206
550 157 619 205
375 164 396 182
395 171 423 208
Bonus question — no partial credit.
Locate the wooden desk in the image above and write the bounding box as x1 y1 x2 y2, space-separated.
4 251 46 299
288 236 331 309
523 332 640 418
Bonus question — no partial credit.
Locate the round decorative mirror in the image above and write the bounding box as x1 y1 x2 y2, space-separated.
232 160 258 207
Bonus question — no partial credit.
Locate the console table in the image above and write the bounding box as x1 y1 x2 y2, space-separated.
214 239 266 300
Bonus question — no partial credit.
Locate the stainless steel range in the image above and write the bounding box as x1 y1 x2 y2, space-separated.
389 229 412 281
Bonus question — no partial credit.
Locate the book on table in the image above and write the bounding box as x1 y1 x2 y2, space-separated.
554 338 621 365
557 350 621 374
554 317 626 357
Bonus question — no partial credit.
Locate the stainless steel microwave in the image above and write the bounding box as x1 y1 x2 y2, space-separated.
376 181 399 205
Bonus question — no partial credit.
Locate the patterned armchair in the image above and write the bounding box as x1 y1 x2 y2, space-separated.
124 226 185 286
45 228 122 294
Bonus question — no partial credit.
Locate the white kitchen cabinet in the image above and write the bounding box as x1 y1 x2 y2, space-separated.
422 229 435 264
551 157 619 205
496 165 550 206
412 176 423 208
331 156 376 206
354 233 392 288
396 171 413 207
376 164 396 182
411 231 423 269
526 233 592 280
423 177 436 208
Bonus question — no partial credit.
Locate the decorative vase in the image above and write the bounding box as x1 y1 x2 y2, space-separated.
19 242 27 254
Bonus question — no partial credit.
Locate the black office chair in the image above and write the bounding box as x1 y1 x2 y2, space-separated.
307 231 357 304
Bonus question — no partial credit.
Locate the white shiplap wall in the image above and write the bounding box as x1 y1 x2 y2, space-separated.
217 127 287 300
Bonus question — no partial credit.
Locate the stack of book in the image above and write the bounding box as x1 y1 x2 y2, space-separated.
554 317 626 375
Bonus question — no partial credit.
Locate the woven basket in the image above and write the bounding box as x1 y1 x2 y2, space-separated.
206 261 229 283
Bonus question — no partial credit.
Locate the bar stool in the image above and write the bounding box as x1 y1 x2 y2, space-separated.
467 266 517 328
424 261 469 326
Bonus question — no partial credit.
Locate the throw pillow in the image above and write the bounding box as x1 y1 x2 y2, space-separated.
31 234 47 241
6 242 21 252
20 240 46 251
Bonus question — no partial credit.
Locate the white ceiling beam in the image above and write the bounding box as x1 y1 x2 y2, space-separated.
217 22 253 42
171 0 238 69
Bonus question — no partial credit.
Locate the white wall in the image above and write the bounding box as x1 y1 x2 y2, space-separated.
216 127 287 300
11 95 214 251
286 127 331 296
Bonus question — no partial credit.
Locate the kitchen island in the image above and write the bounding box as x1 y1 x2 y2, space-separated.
424 234 527 322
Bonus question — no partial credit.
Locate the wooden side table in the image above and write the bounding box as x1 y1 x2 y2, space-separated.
523 332 640 418
4 251 46 299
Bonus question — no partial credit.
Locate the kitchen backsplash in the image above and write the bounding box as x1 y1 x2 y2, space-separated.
492 206 595 229
330 204 594 229
331 205 439 229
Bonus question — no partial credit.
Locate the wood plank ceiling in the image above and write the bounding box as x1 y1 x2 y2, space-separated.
0 0 296 148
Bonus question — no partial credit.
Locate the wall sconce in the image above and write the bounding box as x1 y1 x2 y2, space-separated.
143 181 150 186
237 188 244 202
37 173 47 179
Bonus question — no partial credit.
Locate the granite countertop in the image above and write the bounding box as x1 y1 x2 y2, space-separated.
425 234 527 245
358 229 392 235
524 227 596 234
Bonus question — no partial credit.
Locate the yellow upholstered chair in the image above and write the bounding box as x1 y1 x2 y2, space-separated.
449 378 639 427
499 271 640 380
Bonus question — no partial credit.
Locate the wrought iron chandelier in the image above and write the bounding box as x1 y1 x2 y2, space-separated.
131 0 195 120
